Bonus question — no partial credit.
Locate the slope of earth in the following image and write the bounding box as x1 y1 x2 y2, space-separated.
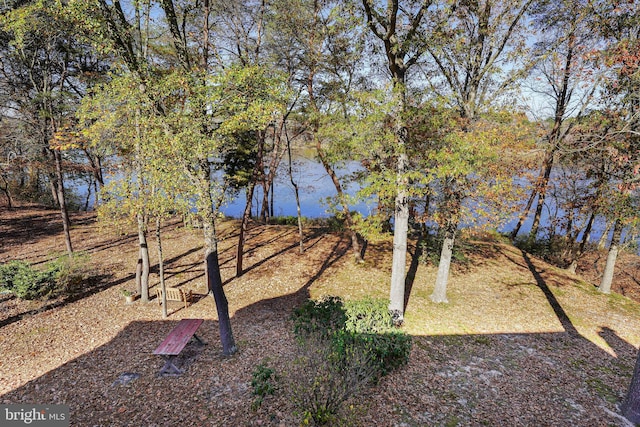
1 204 640 426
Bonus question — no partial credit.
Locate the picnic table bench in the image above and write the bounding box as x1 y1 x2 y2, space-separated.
153 318 205 376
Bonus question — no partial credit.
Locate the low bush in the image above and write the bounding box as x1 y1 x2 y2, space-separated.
291 296 346 338
513 234 571 267
0 253 89 300
289 296 412 425
251 361 277 411
0 260 57 299
290 333 374 426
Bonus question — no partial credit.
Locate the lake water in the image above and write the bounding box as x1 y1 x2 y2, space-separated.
221 156 374 219
71 155 629 249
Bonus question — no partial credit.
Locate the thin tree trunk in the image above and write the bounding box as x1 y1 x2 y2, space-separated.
236 184 254 277
0 169 13 209
530 34 575 240
315 138 363 262
53 149 73 257
431 220 457 303
259 126 285 223
49 173 60 207
287 126 304 254
200 168 236 355
93 179 99 208
598 220 613 250
137 212 150 302
84 176 93 211
566 211 595 274
598 219 622 294
269 180 274 219
237 131 265 277
510 185 538 240
529 151 555 239
156 217 167 319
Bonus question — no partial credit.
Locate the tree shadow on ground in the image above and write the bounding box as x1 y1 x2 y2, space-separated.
2 250 638 426
223 228 326 285
0 241 209 328
2 217 639 425
0 207 62 251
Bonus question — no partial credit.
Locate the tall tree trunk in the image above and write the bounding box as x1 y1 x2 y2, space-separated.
510 184 538 240
598 220 613 250
236 131 265 277
566 211 595 274
137 212 150 302
598 219 622 294
0 169 13 209
287 126 304 254
236 183 255 277
521 34 576 241
156 217 168 318
49 173 60 207
53 149 73 257
316 137 362 262
83 175 93 211
200 168 236 355
134 94 150 301
259 126 285 223
388 85 410 324
529 150 555 239
431 220 457 304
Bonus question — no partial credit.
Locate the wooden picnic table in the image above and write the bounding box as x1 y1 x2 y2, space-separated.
153 318 205 375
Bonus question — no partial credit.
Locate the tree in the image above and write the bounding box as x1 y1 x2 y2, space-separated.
586 0 640 297
419 110 534 303
424 0 535 302
268 0 367 262
84 0 242 354
0 0 100 256
510 0 602 242
361 0 436 324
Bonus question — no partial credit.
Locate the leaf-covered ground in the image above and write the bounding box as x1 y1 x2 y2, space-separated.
1 204 640 426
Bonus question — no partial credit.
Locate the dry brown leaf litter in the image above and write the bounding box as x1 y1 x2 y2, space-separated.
1 204 640 426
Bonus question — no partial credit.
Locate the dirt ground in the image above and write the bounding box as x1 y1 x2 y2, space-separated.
1 204 640 426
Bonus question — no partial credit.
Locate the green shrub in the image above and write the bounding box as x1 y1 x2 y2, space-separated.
48 252 89 294
289 296 412 424
343 298 412 376
344 298 395 334
269 215 305 226
251 361 277 410
0 260 29 291
0 254 89 300
0 260 58 299
291 296 346 338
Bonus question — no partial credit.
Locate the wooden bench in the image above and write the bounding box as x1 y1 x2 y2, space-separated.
155 287 193 309
153 318 205 376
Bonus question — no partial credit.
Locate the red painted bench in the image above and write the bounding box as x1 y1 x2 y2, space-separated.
153 318 205 375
